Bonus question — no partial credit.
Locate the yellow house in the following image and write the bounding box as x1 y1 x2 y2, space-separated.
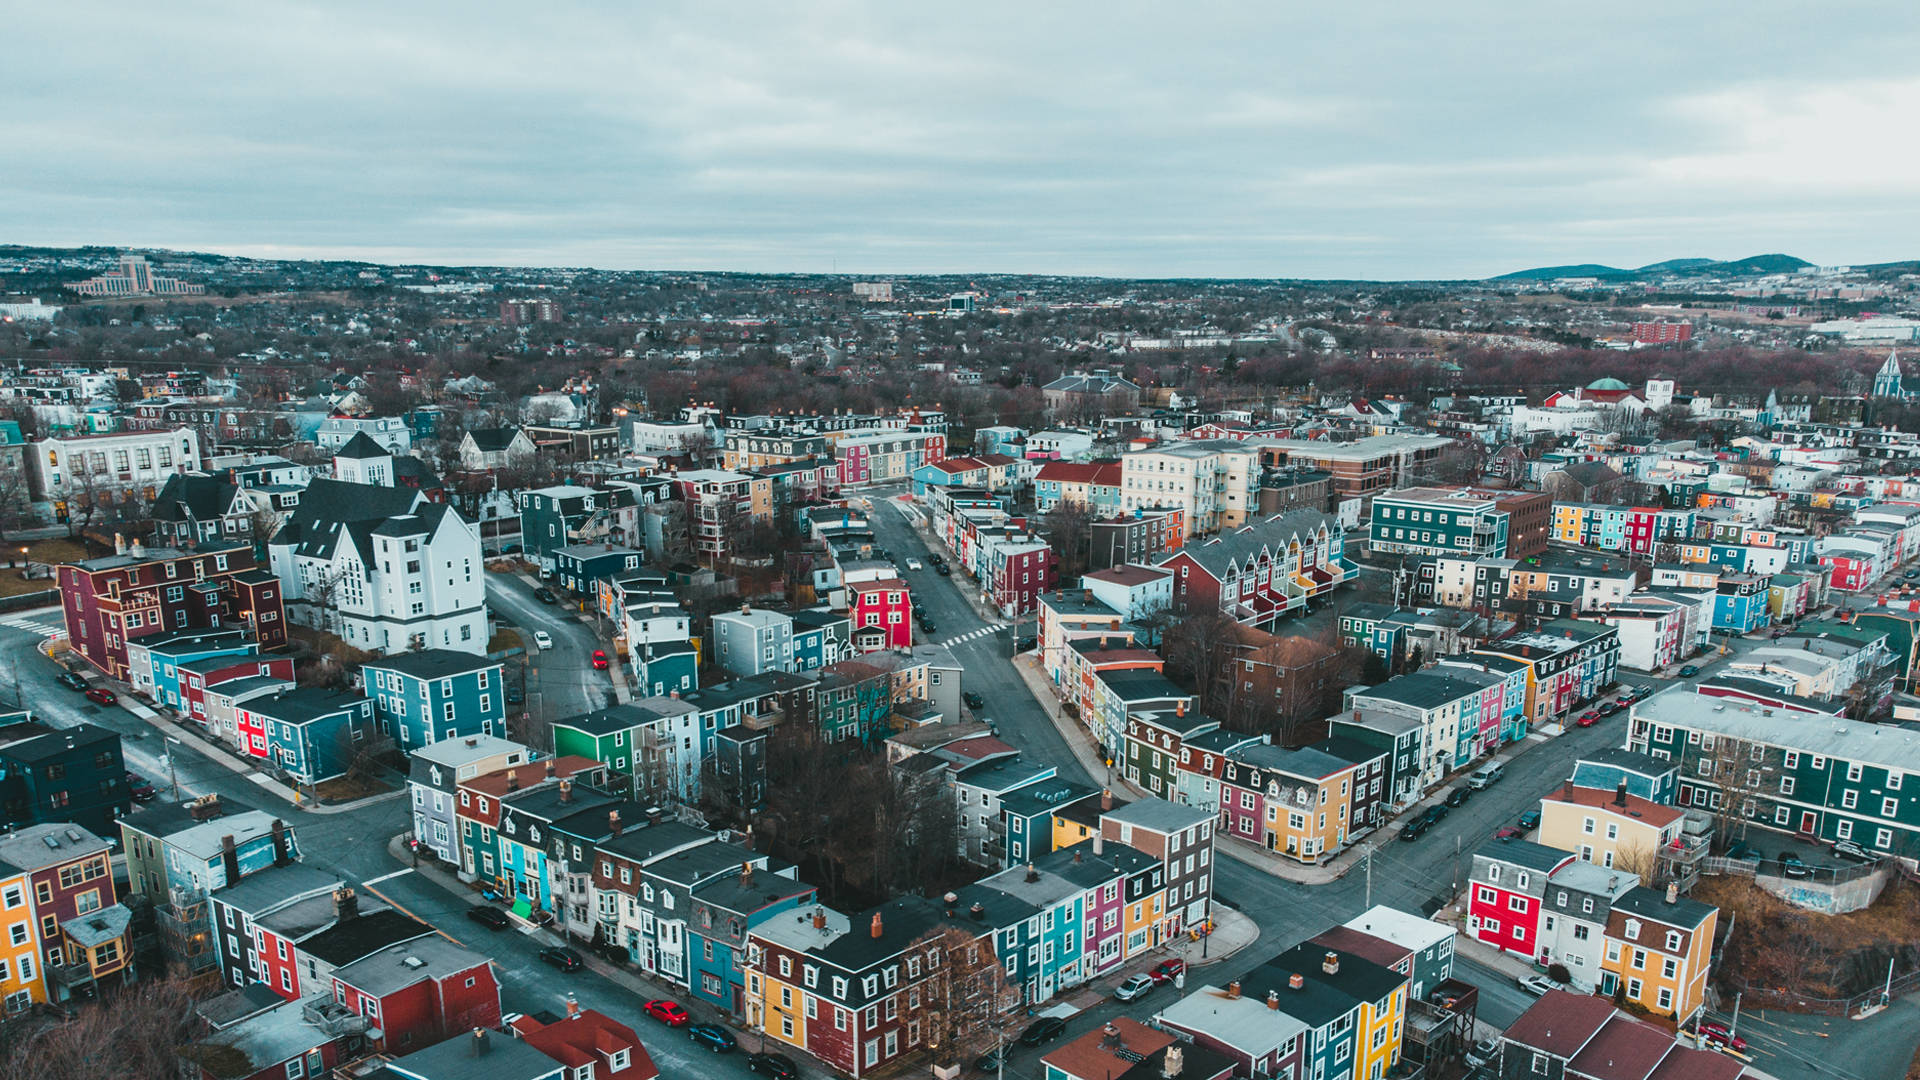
1261 763 1357 864
0 865 44 1011
1357 981 1408 1080
1286 943 1411 1080
1552 505 1586 545
1120 882 1165 961
1601 885 1718 1023
1536 784 1684 873
748 961 809 1054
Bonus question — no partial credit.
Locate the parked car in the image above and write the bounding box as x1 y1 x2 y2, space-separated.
748 1052 801 1080
1467 763 1504 789
936 564 952 576
928 554 945 566
906 558 924 571
1599 701 1623 716
1421 804 1450 825
1016 636 1036 651
506 684 525 705
125 773 157 802
57 672 89 691
917 617 937 634
1114 974 1156 1001
532 630 554 650
1517 975 1556 996
1466 1039 1501 1068
533 587 558 604
592 649 609 669
1150 959 1186 982
974 1047 1009 1073
1778 852 1810 878
1724 841 1755 860
466 905 510 930
688 1024 736 1053
1696 1021 1747 1052
1575 710 1600 727
1018 1017 1067 1047
644 1000 690 1026
1833 839 1876 864
1399 819 1429 842
1444 787 1471 808
1493 826 1524 840
537 946 583 972
1517 809 1541 830
85 687 117 705
1678 665 1701 678
963 691 985 710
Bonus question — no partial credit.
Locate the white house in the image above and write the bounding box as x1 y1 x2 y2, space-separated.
315 415 411 454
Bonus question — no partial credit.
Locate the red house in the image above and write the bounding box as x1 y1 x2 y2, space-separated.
1467 839 1576 960
58 541 286 681
988 539 1058 616
179 654 296 731
185 989 366 1080
331 936 500 1053
1819 553 1874 592
0 823 134 1001
512 1004 659 1080
847 576 912 651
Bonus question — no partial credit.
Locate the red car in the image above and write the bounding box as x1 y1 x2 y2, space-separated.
644 1000 690 1027
592 649 610 670
1696 1020 1746 1052
84 688 117 705
1576 711 1600 728
1493 826 1525 840
1149 959 1186 983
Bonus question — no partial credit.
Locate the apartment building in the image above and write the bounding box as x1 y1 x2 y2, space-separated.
30 427 204 521
1120 440 1261 538
1369 487 1549 560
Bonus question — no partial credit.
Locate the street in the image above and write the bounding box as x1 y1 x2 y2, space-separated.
486 569 613 722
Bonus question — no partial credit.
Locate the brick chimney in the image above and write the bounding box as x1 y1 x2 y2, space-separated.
608 810 622 838
1101 788 1113 811
870 911 884 939
219 835 240 885
332 885 358 921
506 768 519 791
812 909 827 931
545 759 557 779
270 819 289 866
1322 950 1340 975
1288 972 1305 991
1267 989 1282 1009
1226 980 1241 999
1614 779 1629 808
559 778 573 803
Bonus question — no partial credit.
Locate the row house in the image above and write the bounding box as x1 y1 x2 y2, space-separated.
0 719 129 835
406 735 531 864
1816 529 1893 591
1369 487 1549 560
1089 505 1186 571
1601 592 1710 672
592 820 727 981
495 779 634 919
980 534 1058 616
1468 839 1577 960
910 454 1019 498
126 626 257 708
518 484 642 572
1033 460 1124 514
0 823 135 1007
1530 860 1640 993
59 540 285 682
723 430 833 471
454 758 608 888
330 935 501 1054
1536 780 1686 874
1629 688 1920 860
363 649 508 753
239 688 377 785
120 798 298 977
1446 621 1620 735
1036 588 1135 688
1600 886 1718 1023
1327 710 1426 810
1496 990 1745 1080
1097 671 1194 771
1350 669 1507 787
846 573 912 652
687 860 818 1017
177 652 295 732
1202 741 1367 863
207 861 425 998
1058 640 1160 750
1552 504 1697 557
1155 509 1354 629
834 430 946 486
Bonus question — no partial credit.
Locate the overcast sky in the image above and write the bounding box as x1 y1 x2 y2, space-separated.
5 2 1917 279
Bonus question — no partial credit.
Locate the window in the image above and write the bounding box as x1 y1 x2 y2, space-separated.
1884 797 1899 818
1848 762 1864 782
1781 776 1795 796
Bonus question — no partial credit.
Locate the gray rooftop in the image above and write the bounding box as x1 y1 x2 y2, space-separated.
1100 796 1213 834
333 935 492 997
1635 686 1920 771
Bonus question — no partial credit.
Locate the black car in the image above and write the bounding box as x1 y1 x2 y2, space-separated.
506 684 525 705
57 672 89 691
466 905 510 930
917 616 937 633
936 564 952 576
533 588 558 604
688 1024 737 1052
975 1046 1009 1072
1445 787 1472 808
1398 819 1429 842
1018 1017 1067 1047
1779 852 1810 879
1422 804 1450 825
928 553 945 566
963 691 985 710
537 946 583 971
747 1052 800 1080
1015 637 1036 652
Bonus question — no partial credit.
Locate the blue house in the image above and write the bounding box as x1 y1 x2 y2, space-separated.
977 862 1087 1004
552 544 645 597
126 627 257 709
687 858 817 1014
250 688 377 785
1711 574 1771 634
789 609 851 672
949 883 1041 1001
633 641 699 698
363 649 508 753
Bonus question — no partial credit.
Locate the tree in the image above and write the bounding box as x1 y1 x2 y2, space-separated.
2 976 200 1080
0 455 34 539
1042 498 1094 582
1158 608 1240 717
907 924 1021 1071
1683 733 1771 852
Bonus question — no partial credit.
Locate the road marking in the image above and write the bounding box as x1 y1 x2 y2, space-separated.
361 881 467 949
364 868 414 886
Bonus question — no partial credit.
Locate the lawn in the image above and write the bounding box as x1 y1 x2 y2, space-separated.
0 537 95 598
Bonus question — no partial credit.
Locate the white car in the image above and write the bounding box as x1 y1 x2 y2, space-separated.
906 558 924 571
1113 974 1156 1001
1517 974 1555 996
532 630 554 650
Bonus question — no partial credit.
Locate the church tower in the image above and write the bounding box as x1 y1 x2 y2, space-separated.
1873 350 1906 399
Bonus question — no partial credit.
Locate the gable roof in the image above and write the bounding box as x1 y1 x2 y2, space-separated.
1502 989 1616 1059
334 431 391 460
1159 509 1338 580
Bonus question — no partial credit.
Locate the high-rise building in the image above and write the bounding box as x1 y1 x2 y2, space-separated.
65 255 205 297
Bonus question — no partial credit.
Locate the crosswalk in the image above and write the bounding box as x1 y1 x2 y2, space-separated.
941 625 1005 647
0 611 63 635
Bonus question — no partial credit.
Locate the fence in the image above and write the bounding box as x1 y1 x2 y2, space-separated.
1723 968 1920 1017
0 589 58 613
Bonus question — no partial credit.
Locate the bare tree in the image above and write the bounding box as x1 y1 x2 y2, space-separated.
908 924 1021 1071
3 976 200 1080
1042 498 1094 581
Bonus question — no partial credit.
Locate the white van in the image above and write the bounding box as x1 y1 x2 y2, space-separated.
1467 762 1505 790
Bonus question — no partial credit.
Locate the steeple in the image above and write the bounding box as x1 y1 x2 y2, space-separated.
1873 350 1906 399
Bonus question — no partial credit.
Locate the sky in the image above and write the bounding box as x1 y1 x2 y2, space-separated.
5 1 1919 280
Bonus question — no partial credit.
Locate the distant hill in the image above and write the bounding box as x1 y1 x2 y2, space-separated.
1494 253 1813 283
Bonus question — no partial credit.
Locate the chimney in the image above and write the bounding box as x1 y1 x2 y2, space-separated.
812 909 827 931
506 768 520 791
1162 1045 1184 1079
1101 788 1113 811
566 994 581 1019
1176 699 1185 717
1268 989 1283 1009
670 689 680 699
1322 951 1340 975
970 901 986 921
471 1028 490 1057
1561 778 1574 801
559 778 574 803
1353 708 1361 723
545 759 557 779
870 911 884 939
465 737 478 747
741 861 754 888
608 810 622 838
1288 972 1305 991
1665 882 1679 905
647 806 663 826
1614 780 1629 808
1025 863 1040 883
131 539 144 558
220 835 240 885
1226 980 1241 999
115 533 127 556
332 885 358 921
1092 831 1104 855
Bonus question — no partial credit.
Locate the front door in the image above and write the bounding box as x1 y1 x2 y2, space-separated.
1800 812 1818 835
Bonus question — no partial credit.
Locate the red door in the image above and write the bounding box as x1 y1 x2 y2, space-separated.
1800 812 1818 835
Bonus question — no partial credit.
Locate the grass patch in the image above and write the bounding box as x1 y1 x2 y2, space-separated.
313 774 393 803
489 627 524 653
0 537 95 598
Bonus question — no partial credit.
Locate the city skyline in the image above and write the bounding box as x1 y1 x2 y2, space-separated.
4 2 1917 279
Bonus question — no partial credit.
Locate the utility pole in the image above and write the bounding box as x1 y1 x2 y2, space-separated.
1363 843 1375 908
1729 991 1742 1038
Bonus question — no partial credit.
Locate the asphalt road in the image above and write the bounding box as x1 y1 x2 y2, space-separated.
485 570 613 724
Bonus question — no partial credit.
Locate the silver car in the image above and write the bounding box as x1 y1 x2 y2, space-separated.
1113 974 1156 1001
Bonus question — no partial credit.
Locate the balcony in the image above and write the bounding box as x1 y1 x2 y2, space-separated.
303 997 374 1037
